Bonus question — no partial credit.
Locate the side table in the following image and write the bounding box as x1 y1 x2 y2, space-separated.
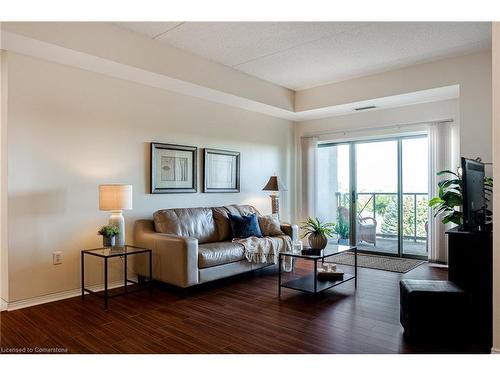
81 244 152 310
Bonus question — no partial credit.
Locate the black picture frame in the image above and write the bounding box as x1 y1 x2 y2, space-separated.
150 142 197 194
203 148 240 193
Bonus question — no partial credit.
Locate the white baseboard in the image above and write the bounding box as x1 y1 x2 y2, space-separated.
0 297 8 311
491 348 500 354
428 263 448 269
4 278 137 311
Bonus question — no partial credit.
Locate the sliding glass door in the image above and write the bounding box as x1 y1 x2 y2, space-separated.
401 137 429 257
317 135 429 259
355 140 399 254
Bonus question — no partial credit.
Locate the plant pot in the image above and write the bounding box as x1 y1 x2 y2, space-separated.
103 235 115 248
337 238 349 245
308 233 328 250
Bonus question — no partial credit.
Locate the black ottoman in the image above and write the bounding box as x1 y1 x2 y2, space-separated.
400 279 468 342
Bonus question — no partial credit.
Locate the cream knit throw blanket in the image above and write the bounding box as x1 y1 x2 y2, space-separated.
232 235 293 269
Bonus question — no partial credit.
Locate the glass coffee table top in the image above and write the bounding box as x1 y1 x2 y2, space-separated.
82 244 150 258
280 244 356 260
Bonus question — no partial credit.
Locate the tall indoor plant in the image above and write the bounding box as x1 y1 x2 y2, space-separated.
429 169 493 225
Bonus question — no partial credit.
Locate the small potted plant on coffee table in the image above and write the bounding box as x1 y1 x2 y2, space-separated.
98 225 120 248
301 217 334 250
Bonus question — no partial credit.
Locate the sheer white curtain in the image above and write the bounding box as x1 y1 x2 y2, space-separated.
428 121 459 263
301 137 319 221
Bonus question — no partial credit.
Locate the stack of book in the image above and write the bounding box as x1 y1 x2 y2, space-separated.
317 263 344 281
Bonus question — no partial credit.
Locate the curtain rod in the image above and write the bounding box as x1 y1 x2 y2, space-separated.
301 118 454 139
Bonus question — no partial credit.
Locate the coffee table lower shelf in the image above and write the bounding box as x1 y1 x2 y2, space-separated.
280 273 355 294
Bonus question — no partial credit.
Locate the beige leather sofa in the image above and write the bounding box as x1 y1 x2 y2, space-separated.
134 204 298 288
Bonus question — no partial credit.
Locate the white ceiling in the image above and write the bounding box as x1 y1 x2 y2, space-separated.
116 22 491 90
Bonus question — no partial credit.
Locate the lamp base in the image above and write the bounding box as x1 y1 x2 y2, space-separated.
109 210 125 247
270 194 280 219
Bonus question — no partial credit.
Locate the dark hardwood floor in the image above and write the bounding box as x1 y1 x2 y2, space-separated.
0 261 472 354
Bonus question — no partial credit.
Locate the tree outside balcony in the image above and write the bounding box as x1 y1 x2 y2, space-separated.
381 196 428 239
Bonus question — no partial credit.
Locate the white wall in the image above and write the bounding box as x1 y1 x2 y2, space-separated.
0 46 9 308
491 22 500 353
296 51 492 163
296 99 459 138
5 52 294 303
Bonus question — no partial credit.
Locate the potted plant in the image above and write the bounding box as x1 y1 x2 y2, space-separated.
301 217 334 250
98 225 120 248
429 169 493 225
333 213 350 245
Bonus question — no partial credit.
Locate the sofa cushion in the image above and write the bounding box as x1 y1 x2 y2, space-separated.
212 207 232 242
212 205 260 241
258 214 285 236
153 207 218 244
228 213 262 239
198 241 245 269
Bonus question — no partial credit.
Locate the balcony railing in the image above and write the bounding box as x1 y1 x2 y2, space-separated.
336 192 429 243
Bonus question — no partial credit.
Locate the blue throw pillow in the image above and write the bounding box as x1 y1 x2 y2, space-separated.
228 213 263 239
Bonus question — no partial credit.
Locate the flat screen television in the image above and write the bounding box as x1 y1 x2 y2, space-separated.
461 157 486 231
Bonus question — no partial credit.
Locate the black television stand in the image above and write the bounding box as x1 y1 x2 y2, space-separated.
446 226 493 352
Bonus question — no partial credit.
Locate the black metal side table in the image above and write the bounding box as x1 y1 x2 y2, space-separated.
81 245 152 310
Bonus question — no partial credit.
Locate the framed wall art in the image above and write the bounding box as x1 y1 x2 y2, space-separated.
150 142 197 193
203 148 240 193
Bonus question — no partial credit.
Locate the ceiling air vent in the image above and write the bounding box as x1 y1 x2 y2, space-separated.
354 105 376 111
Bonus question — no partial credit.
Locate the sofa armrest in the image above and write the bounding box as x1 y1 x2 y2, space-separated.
281 223 299 242
134 220 199 288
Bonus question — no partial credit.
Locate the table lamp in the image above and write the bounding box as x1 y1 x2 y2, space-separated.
99 184 133 247
262 175 287 218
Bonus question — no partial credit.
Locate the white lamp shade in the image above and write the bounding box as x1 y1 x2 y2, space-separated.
99 184 133 211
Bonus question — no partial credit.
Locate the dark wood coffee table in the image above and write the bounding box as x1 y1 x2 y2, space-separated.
278 244 357 296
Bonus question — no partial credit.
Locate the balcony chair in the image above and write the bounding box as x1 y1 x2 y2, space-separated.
357 216 377 246
338 206 377 246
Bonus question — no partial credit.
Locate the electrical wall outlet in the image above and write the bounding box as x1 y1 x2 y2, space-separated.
53 251 63 265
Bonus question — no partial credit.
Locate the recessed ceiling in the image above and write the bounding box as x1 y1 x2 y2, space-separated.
116 22 491 90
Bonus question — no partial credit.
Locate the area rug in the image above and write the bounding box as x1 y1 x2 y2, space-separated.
328 252 426 273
